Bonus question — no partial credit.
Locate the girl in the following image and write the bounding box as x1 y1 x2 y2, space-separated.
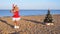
11 4 20 29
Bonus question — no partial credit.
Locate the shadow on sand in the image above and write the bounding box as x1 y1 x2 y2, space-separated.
9 31 20 34
9 30 23 34
23 19 45 25
0 19 14 28
0 19 23 34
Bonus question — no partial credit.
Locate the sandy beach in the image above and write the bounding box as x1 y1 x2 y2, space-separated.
0 14 60 34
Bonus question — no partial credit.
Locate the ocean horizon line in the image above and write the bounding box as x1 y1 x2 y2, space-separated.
0 9 60 11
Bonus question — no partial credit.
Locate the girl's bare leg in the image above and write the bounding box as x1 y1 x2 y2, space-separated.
14 20 19 28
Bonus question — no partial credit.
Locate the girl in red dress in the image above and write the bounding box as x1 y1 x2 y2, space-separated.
11 4 20 29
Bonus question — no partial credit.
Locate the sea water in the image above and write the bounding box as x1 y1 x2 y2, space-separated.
0 10 60 17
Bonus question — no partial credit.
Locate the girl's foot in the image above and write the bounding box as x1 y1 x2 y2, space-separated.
14 26 19 29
